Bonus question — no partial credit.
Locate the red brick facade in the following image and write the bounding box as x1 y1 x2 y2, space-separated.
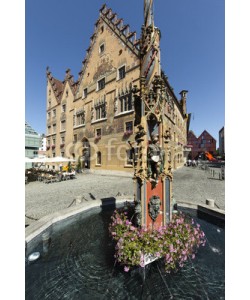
187 130 216 160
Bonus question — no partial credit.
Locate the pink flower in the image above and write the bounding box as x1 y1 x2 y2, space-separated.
124 266 130 272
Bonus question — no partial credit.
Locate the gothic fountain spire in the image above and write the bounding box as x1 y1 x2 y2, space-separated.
144 0 154 28
131 0 172 230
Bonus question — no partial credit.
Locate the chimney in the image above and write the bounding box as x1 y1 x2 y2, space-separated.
179 90 188 114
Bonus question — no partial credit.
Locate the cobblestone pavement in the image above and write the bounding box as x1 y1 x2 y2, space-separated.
172 166 225 210
25 166 225 226
25 172 133 226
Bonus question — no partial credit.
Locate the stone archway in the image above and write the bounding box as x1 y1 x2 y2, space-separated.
82 137 90 169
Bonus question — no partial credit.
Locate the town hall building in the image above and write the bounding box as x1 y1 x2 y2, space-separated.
46 4 191 172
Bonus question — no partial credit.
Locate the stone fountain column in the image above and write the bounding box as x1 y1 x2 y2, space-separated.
132 0 172 230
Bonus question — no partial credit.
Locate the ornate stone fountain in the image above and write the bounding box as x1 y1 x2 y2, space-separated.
25 2 224 299
131 0 173 230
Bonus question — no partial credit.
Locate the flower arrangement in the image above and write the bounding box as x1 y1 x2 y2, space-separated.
94 136 101 143
60 143 65 148
51 145 55 149
123 130 133 137
109 205 206 273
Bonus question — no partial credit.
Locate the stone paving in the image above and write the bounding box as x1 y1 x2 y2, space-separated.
25 166 225 226
172 166 225 210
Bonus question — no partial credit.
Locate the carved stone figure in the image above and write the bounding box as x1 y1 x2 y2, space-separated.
135 125 146 142
163 128 171 143
148 195 161 222
147 134 165 182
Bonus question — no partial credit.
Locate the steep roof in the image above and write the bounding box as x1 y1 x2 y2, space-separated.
198 130 216 140
188 130 197 138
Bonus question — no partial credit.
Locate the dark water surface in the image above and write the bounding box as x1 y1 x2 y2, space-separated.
25 209 225 299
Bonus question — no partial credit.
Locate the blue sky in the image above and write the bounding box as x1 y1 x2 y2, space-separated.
26 0 225 143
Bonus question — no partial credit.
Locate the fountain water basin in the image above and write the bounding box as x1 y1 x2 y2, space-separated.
25 201 224 299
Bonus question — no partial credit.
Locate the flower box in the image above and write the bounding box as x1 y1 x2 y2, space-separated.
109 206 206 273
123 130 133 137
94 136 101 143
60 143 65 148
143 253 159 266
46 146 50 150
51 145 55 149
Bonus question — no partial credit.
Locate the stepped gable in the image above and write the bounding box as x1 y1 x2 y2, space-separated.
46 67 64 103
100 4 140 53
47 67 77 102
62 68 78 95
76 4 140 93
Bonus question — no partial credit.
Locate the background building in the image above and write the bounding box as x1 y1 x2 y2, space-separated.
38 134 47 158
219 126 225 158
25 122 43 169
46 4 190 172
187 130 216 160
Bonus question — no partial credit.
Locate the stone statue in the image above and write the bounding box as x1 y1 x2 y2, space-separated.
147 134 165 182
